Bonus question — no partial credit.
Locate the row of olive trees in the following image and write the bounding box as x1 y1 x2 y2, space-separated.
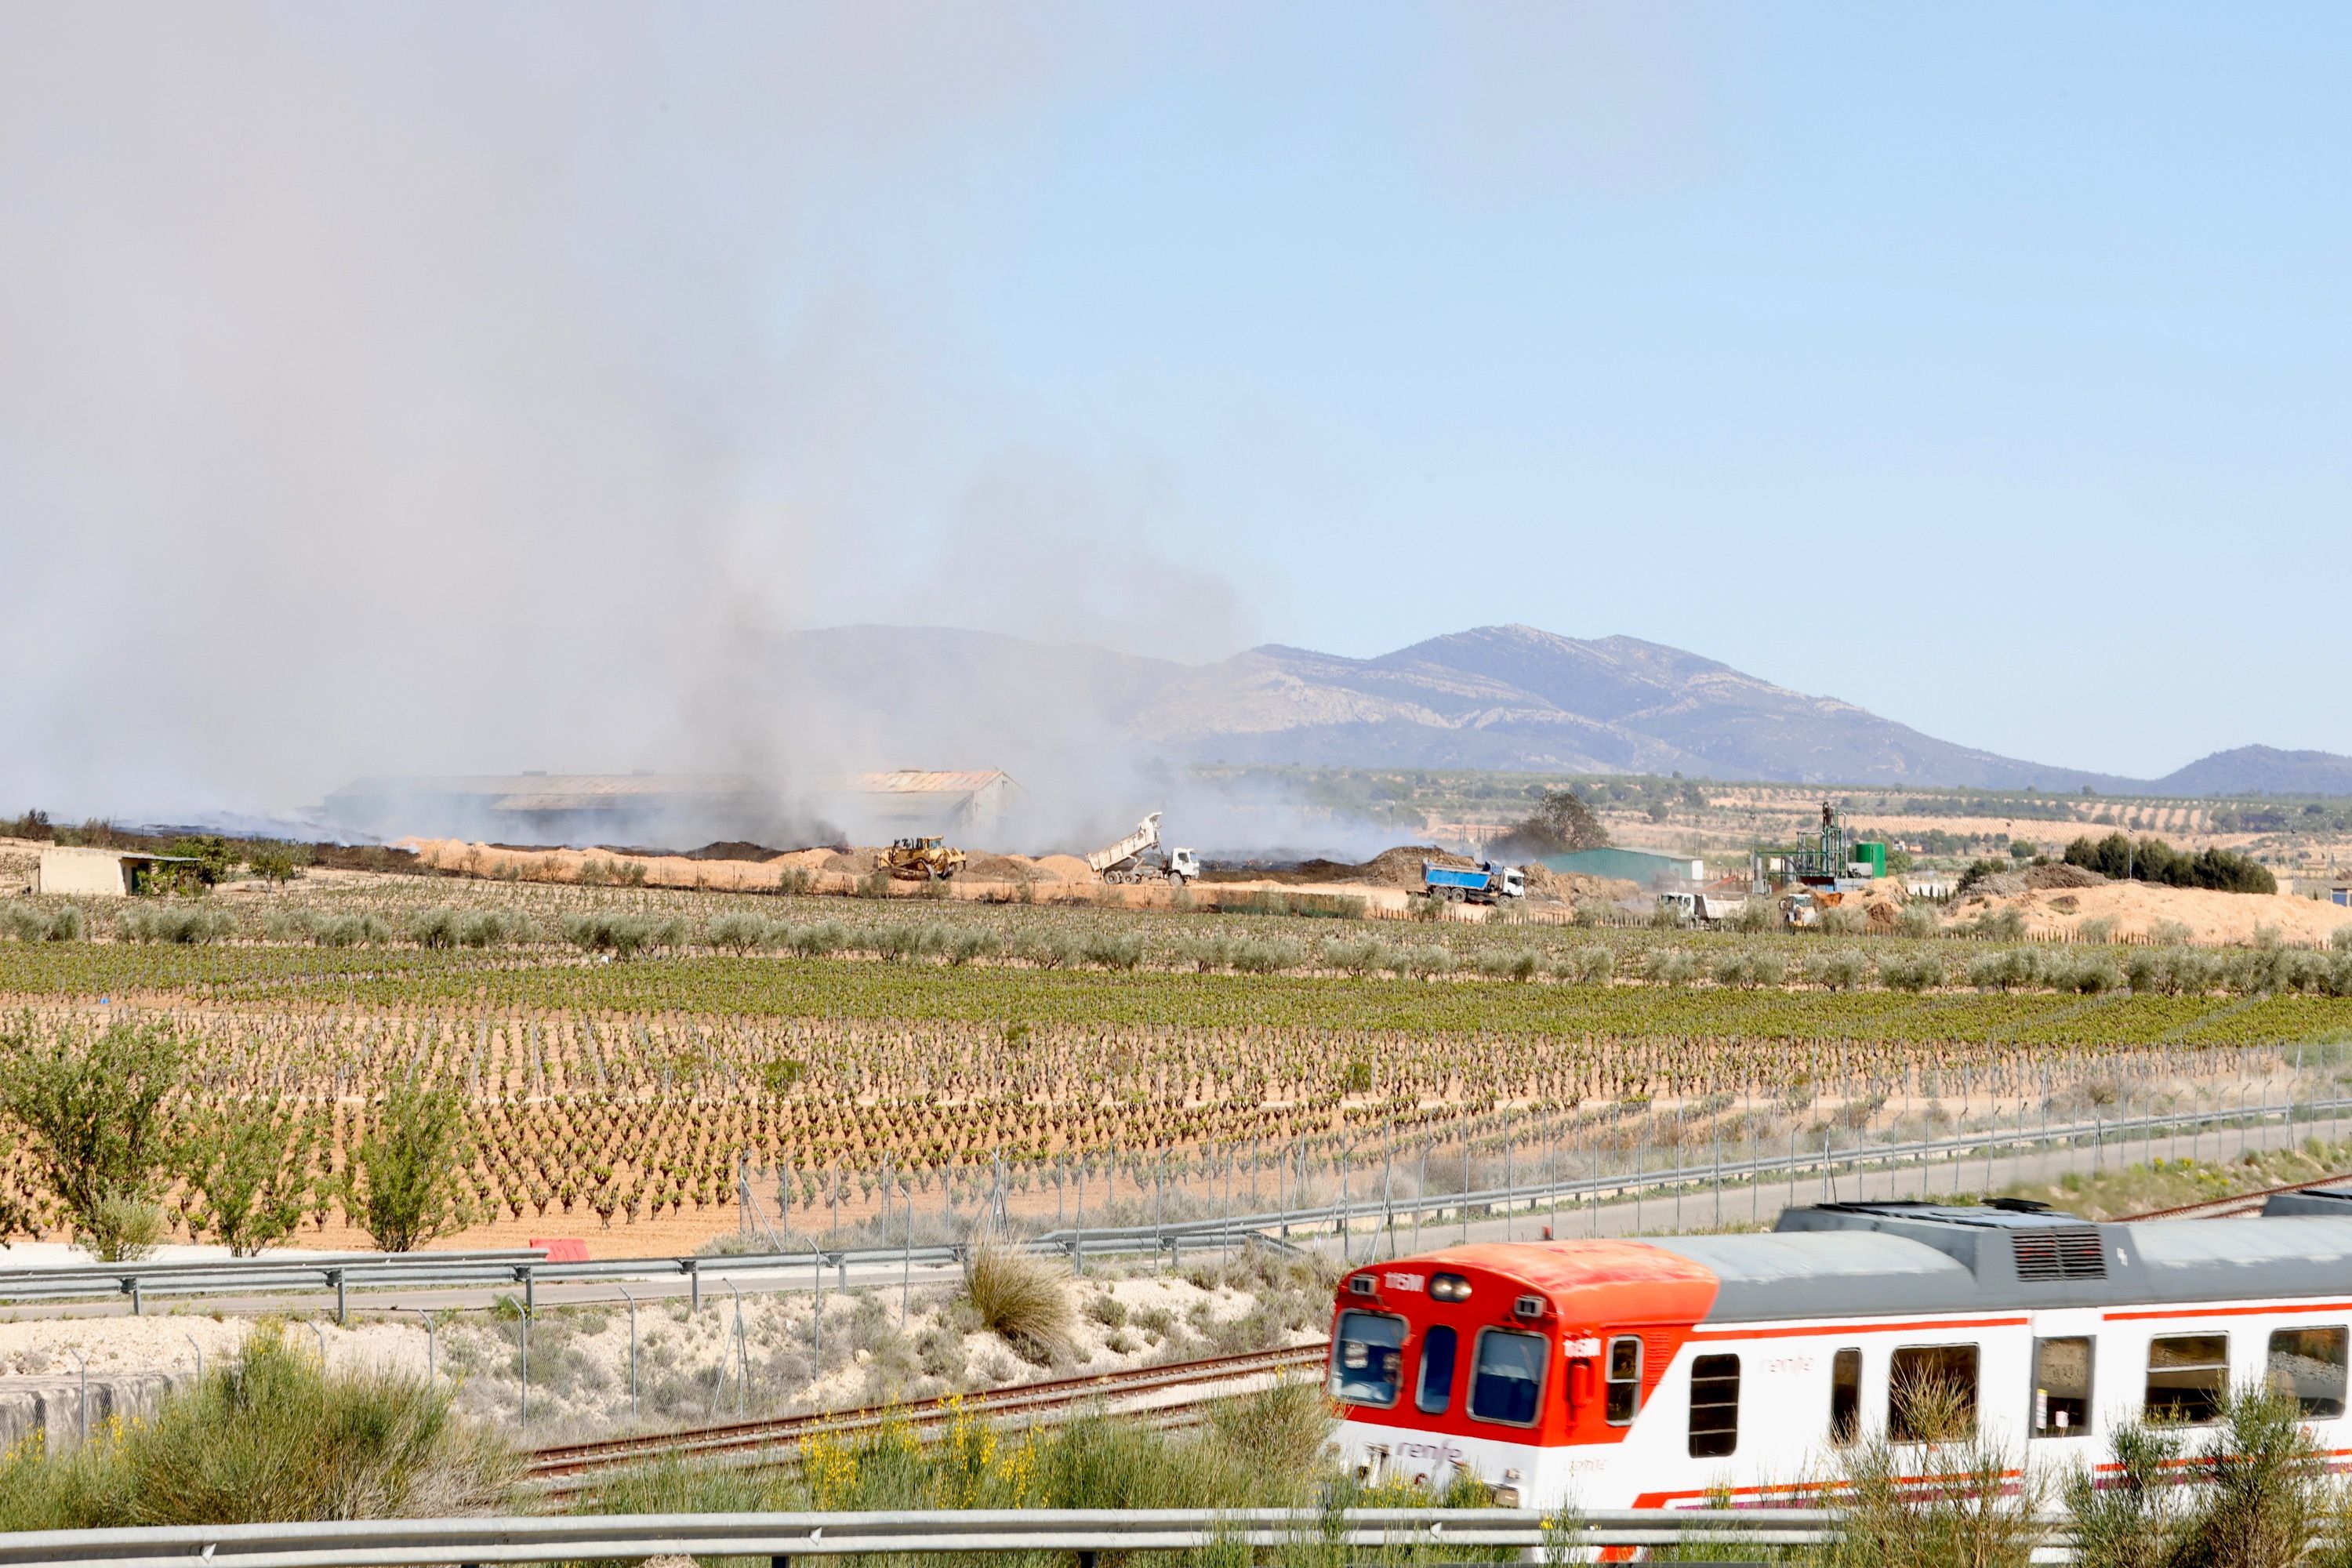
0 1014 472 1260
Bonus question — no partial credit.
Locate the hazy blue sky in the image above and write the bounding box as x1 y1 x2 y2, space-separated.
4 3 2346 808
807 4 2348 778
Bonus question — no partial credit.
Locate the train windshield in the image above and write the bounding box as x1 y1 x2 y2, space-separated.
1470 1328 1547 1425
1332 1311 1406 1407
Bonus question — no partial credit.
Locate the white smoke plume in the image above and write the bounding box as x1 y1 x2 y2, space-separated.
0 2 1274 847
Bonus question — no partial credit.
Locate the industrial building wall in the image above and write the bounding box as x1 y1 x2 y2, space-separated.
34 848 129 896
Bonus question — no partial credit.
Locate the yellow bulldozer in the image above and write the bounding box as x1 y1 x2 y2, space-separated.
878 836 967 880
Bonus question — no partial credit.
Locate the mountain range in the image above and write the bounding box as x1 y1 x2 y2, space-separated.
779 622 2347 796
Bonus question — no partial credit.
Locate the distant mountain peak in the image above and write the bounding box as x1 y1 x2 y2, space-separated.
775 622 2332 792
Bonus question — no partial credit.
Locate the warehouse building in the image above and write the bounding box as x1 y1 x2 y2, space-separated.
1537 847 1708 889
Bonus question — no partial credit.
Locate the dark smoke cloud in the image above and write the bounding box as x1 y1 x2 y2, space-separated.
0 2 1261 832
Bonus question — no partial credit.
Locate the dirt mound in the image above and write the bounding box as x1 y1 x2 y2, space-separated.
959 852 1039 882
1984 880 2352 947
1360 845 1478 888
1960 863 2107 901
1031 854 1094 881
680 841 785 862
821 850 870 874
1521 864 1641 904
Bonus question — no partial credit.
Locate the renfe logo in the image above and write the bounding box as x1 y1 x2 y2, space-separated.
1561 1336 1601 1358
1394 1438 1465 1466
1385 1272 1425 1291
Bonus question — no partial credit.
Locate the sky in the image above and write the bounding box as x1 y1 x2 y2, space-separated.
2 2 2347 815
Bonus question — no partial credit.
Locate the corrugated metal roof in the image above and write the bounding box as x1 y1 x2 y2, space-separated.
837 770 1015 795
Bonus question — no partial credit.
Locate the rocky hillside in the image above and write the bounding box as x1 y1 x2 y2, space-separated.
775 622 2337 792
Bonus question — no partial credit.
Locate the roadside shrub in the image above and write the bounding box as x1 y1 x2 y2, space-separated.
960 1243 1073 1364
1895 903 1940 939
0 1324 515 1528
1747 949 1787 987
2335 926 2352 954
1733 898 1776 934
1710 951 1754 989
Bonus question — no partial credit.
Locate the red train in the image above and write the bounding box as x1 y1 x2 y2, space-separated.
1327 1193 2352 1508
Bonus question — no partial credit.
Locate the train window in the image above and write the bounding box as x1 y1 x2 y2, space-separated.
1417 1326 1458 1414
1889 1345 1979 1442
2146 1334 2229 1425
1469 1329 1548 1426
1829 1348 1862 1447
1687 1354 1740 1458
2032 1337 2093 1438
1605 1335 1644 1426
1331 1311 1406 1408
2267 1327 2347 1419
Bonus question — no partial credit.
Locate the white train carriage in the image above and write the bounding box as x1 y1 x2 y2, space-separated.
1327 1195 2352 1509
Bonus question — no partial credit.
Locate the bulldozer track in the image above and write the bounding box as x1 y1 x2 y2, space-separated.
525 1341 1326 1490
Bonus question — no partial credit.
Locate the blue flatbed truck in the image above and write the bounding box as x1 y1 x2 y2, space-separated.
1421 860 1526 904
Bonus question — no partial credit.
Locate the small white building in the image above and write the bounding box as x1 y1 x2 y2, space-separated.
33 847 200 897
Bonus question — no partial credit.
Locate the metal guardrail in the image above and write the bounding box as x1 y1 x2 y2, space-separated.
0 1505 1957 1568
0 1094 2337 1319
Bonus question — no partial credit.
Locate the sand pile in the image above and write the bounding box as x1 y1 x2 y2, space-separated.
1959 863 2107 900
1985 881 2352 947
1521 865 1642 904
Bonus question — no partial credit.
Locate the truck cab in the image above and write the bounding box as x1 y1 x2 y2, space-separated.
1165 847 1201 883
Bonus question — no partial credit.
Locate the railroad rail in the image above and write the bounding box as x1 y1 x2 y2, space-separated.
526 1341 1326 1490
2116 1168 2352 1222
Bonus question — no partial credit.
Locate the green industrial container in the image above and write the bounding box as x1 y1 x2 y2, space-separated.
1852 840 1889 877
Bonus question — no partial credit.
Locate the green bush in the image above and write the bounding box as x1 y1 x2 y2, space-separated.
2064 831 2278 895
960 1243 1074 1363
560 913 654 957
344 1081 471 1253
0 1015 186 1256
0 1325 514 1528
706 913 767 952
118 906 235 945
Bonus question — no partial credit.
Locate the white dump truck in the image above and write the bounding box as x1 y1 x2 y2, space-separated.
1086 813 1201 885
1656 891 1748 926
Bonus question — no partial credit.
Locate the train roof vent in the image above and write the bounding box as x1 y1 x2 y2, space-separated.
2012 1225 2107 1282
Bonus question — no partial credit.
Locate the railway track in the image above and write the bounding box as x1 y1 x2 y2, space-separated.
525 1176 2352 1494
525 1341 1326 1492
2118 1169 2352 1223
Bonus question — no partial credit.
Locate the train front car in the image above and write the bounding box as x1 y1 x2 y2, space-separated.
1330 1200 2352 1514
1327 1240 1721 1508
